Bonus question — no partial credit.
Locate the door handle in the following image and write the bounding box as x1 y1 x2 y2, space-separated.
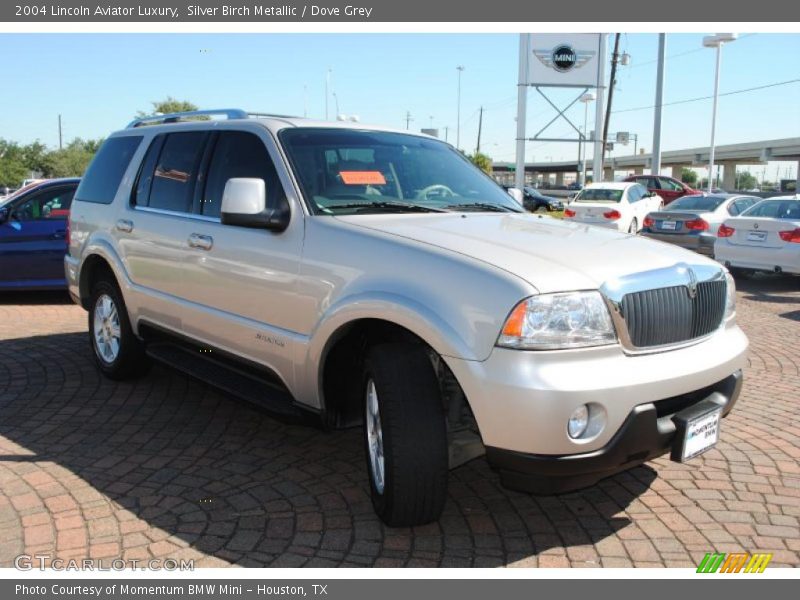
188 233 213 250
51 230 66 240
116 219 134 233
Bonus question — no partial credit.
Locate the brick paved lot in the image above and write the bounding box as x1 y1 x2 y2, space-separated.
0 276 798 568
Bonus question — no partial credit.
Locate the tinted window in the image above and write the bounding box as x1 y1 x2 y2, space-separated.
627 185 643 202
658 177 683 192
12 186 76 221
203 131 284 218
575 188 624 203
743 200 800 219
133 136 166 207
670 195 726 211
148 132 208 213
634 176 654 189
75 136 142 204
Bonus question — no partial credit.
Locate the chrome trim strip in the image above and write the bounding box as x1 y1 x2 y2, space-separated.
600 262 726 355
133 205 221 223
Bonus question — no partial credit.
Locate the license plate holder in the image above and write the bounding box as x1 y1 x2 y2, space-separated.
661 220 677 230
747 230 767 242
670 400 722 463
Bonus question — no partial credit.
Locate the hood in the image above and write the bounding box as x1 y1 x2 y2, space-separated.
335 212 721 293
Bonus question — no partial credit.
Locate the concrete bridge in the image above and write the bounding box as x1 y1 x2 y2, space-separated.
493 137 800 189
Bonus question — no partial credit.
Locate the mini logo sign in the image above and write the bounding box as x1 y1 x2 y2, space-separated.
696 552 772 573
533 45 596 73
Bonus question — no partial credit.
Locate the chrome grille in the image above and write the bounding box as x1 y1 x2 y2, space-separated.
619 280 726 348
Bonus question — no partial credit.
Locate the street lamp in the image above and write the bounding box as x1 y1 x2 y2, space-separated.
332 92 341 119
578 92 596 186
456 66 465 150
703 33 737 192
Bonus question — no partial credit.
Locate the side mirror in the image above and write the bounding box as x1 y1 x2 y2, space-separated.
507 187 524 206
220 178 290 232
0 207 8 224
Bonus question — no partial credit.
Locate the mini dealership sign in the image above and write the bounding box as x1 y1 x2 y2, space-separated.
526 33 603 87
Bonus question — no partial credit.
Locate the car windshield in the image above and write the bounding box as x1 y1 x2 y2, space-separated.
573 188 624 203
669 195 727 211
280 128 522 214
742 199 800 219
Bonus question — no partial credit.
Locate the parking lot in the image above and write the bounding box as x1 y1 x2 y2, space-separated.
0 276 798 569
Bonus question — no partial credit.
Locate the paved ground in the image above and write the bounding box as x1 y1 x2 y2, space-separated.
0 276 798 568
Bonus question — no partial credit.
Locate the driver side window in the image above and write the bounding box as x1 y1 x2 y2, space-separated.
13 187 75 221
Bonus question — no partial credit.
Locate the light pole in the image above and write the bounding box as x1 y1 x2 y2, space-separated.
325 68 332 120
703 33 737 192
456 66 465 151
332 92 341 119
578 92 595 186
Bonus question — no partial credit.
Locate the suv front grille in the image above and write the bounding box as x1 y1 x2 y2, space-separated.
619 279 726 348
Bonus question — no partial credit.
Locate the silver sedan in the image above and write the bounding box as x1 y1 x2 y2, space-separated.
641 193 760 256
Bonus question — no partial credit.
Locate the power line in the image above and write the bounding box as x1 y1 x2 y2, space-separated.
612 78 800 114
626 33 757 70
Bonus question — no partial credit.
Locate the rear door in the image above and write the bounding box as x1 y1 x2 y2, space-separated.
657 177 685 204
0 184 76 285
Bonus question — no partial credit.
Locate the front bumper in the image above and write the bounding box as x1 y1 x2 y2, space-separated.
641 231 716 256
485 370 742 494
64 254 82 305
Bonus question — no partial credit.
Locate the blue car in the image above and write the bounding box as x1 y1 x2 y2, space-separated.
0 178 80 290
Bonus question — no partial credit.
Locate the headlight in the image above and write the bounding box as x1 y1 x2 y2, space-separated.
497 291 617 350
724 272 736 319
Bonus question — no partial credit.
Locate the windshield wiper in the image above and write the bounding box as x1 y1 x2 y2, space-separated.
444 202 518 213
323 201 447 213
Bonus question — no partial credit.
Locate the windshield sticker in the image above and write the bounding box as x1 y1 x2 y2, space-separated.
340 171 387 185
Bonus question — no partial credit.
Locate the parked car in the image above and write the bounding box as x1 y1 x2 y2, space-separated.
563 182 663 233
624 174 698 205
715 195 800 277
66 109 747 526
0 178 79 290
522 187 564 212
641 194 761 256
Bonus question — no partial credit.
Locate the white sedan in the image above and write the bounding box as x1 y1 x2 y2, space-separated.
715 195 800 276
563 182 663 233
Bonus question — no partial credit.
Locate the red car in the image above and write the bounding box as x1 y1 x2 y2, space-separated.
623 174 698 205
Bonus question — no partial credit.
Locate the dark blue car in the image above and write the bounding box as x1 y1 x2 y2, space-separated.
0 178 80 290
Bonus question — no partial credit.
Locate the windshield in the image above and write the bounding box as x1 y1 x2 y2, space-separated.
669 195 726 211
574 188 623 203
743 199 800 219
280 128 522 214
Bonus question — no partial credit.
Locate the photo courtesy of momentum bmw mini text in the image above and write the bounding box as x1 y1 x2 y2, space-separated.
0 0 798 597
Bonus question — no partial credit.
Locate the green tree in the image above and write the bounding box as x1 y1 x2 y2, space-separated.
736 171 758 191
41 138 101 178
468 152 493 175
136 97 199 118
0 139 30 188
680 167 698 186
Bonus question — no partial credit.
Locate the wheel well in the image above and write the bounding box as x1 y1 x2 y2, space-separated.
79 255 117 309
321 319 433 429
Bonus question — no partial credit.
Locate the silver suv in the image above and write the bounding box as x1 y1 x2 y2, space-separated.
66 109 748 526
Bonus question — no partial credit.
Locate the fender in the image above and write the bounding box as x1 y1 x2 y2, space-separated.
293 290 481 409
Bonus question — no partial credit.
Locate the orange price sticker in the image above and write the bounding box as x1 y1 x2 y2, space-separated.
339 171 387 185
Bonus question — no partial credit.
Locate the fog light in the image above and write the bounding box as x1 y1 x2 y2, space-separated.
568 405 590 439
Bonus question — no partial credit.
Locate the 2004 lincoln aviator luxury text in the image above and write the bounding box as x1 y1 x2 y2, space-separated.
65 109 748 526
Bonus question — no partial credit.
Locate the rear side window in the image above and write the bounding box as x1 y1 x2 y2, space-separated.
743 200 800 219
202 131 284 218
147 132 208 213
75 136 142 204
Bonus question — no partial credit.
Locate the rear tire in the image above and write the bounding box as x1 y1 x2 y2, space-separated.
628 218 638 234
729 267 755 280
88 278 150 380
362 343 448 527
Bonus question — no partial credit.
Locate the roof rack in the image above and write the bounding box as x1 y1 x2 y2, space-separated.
126 108 303 129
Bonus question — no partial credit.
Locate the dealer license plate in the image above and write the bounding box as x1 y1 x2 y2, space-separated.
747 230 767 242
680 409 721 461
660 220 677 230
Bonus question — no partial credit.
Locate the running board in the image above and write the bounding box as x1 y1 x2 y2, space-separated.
145 342 305 421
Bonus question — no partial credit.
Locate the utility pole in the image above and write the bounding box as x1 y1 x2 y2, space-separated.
602 33 621 165
651 34 666 176
405 111 413 130
325 68 331 120
475 106 484 154
444 126 449 142
58 114 63 150
456 65 465 151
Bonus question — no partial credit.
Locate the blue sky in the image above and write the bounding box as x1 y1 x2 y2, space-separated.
1 33 798 178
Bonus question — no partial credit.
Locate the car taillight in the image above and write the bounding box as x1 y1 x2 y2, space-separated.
684 218 709 231
778 228 800 243
66 214 71 246
603 210 621 220
564 209 576 218
717 224 735 238
643 216 655 228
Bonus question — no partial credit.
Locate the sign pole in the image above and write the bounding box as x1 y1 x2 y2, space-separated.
651 34 666 176
514 33 528 191
592 34 607 182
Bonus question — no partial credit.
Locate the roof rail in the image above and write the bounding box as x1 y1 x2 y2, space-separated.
126 108 249 129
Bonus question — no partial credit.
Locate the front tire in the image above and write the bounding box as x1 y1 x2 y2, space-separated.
362 343 448 527
89 278 150 380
